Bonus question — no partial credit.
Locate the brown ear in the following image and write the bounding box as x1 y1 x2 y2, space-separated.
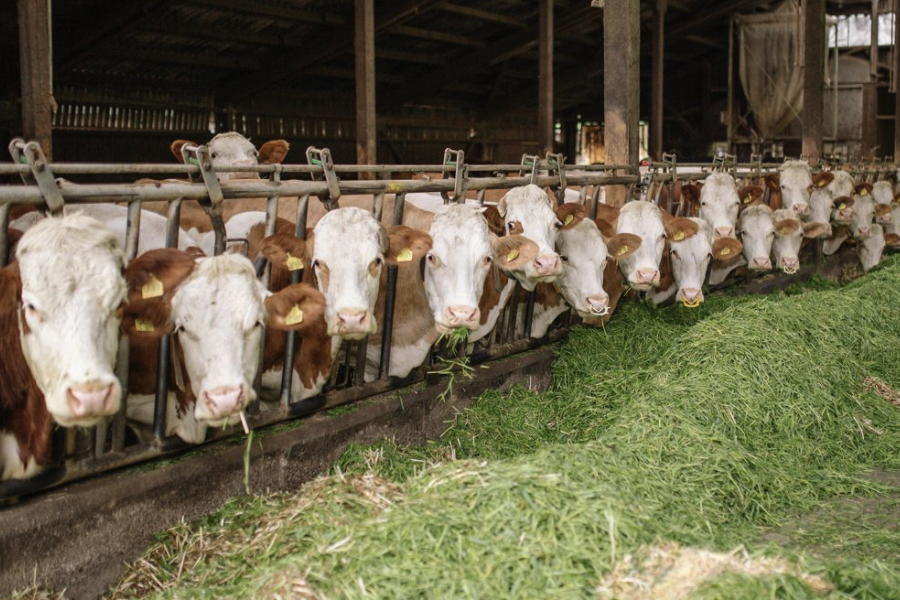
811 171 835 188
885 232 900 247
121 298 174 339
555 203 586 230
385 225 432 265
738 185 764 205
0 263 22 317
546 187 561 211
893 192 900 204
765 173 780 191
260 233 308 272
854 183 874 196
595 218 616 239
124 248 197 304
825 224 850 241
802 221 830 239
482 205 505 236
258 140 290 165
492 234 539 270
594 203 620 225
265 284 326 333
874 204 893 218
833 195 854 209
664 217 700 242
606 233 641 261
681 183 702 205
712 238 743 264
774 218 802 236
170 140 197 163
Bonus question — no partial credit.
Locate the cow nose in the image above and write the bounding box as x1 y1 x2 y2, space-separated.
714 226 735 239
781 257 799 270
585 294 610 315
446 305 480 327
793 203 810 217
533 255 560 276
857 226 871 239
751 257 772 270
67 383 117 418
336 309 370 333
680 288 703 304
635 268 660 285
839 209 853 221
204 385 244 418
879 214 893 224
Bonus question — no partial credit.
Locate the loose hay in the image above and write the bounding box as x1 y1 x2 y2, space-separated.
864 376 900 408
596 541 832 600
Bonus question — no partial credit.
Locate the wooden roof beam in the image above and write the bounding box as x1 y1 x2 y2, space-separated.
390 25 485 47
104 48 260 70
437 3 528 28
183 0 346 26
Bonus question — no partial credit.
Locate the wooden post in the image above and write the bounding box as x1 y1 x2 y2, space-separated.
650 0 666 160
603 0 640 206
17 0 54 159
895 0 900 159
538 0 554 156
802 0 824 162
355 0 376 173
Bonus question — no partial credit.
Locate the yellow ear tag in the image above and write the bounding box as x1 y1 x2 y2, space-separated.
839 203 847 210
285 253 304 271
779 228 790 235
720 247 732 256
506 248 520 262
142 275 164 299
564 214 574 226
397 247 413 262
285 304 304 326
819 180 827 187
674 231 685 241
743 196 752 204
861 188 869 196
134 318 156 333
617 245 628 257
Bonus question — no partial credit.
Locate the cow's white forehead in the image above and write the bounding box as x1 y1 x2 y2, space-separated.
500 184 555 221
618 201 664 235
701 173 738 198
313 207 383 259
172 254 266 327
430 204 490 254
741 204 773 220
779 160 812 187
830 170 855 196
872 181 893 205
558 218 606 259
209 131 255 151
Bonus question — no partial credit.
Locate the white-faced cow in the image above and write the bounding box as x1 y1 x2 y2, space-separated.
765 160 813 218
688 172 741 239
858 223 888 272
615 201 670 290
170 132 290 182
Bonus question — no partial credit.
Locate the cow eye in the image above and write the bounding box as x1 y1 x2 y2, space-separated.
670 250 679 258
483 255 492 264
374 257 383 266
251 149 259 158
706 252 713 260
560 255 569 262
312 259 320 269
554 221 563 229
507 221 515 229
427 253 436 263
781 185 786 190
211 152 219 159
701 201 707 207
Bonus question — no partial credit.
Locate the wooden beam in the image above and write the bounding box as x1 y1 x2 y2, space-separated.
802 0 824 161
604 0 640 206
104 48 261 70
895 0 900 158
377 48 446 66
538 0 554 156
684 34 725 49
438 3 527 28
355 0 377 170
650 0 666 160
17 0 53 158
143 22 305 49
184 0 346 26
390 25 485 47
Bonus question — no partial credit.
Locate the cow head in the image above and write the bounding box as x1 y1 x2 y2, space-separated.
858 224 886 272
738 204 775 271
807 186 834 238
497 184 563 289
828 169 856 199
553 204 638 318
616 201 670 290
667 219 742 307
312 207 388 339
697 172 740 239
170 132 289 181
14 215 126 427
771 209 805 274
832 195 855 225
424 204 492 332
770 160 813 218
849 185 875 240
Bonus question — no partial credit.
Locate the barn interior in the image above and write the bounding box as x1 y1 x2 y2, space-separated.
2 0 899 170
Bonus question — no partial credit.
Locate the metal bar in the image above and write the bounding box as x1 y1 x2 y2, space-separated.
0 203 9 267
392 192 407 226
379 264 399 379
523 290 537 339
277 193 311 407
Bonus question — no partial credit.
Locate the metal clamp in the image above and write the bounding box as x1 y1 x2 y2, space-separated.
306 147 341 210
8 138 65 215
519 153 539 184
545 152 567 192
440 148 466 203
712 152 736 174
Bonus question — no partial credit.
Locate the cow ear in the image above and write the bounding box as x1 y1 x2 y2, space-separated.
774 218 802 236
266 284 326 333
492 234 538 270
555 203 586 230
124 249 197 304
169 140 197 163
258 140 290 165
712 238 743 264
812 171 834 188
833 195 854 209
664 217 699 242
606 233 641 261
802 221 830 239
885 232 900 247
875 203 893 218
376 223 390 255
595 218 616 238
260 232 308 272
121 298 173 339
893 191 900 204
855 183 873 196
681 183 702 205
765 173 780 191
385 225 432 265
0 263 22 317
738 185 764 205
482 205 505 236
594 203 620 226
546 187 561 211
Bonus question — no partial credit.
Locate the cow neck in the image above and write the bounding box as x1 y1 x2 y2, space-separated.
371 255 433 347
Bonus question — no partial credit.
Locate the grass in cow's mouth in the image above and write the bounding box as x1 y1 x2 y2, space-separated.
97 255 900 600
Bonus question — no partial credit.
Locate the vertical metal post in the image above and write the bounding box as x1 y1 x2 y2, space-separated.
279 194 311 408
650 0 667 160
538 0 554 157
0 203 9 267
379 265 398 379
802 0 825 161
17 0 54 159
871 0 880 79
355 0 377 177
603 0 640 207
895 0 900 158
727 17 735 149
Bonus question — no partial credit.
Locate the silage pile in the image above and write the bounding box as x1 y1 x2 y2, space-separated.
109 259 900 600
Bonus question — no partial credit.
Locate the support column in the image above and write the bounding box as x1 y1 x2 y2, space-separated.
538 0 554 156
603 0 640 206
802 0 824 162
650 0 666 160
17 0 54 159
354 0 376 172
895 0 900 159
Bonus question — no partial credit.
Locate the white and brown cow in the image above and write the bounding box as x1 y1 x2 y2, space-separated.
685 172 741 239
765 160 813 218
871 181 895 227
1 215 126 480
170 132 290 182
615 201 669 290
858 223 889 272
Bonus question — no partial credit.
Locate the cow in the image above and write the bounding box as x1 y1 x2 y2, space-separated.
495 184 563 289
683 172 741 239
738 204 776 271
765 160 813 217
1 215 126 480
121 249 327 443
871 181 895 227
614 201 671 290
858 224 888 272
848 183 876 241
170 132 290 182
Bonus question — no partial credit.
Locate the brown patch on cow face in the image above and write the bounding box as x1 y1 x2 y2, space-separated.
811 171 835 189
594 203 620 226
121 298 174 339
385 225 433 267
712 238 743 265
265 284 327 333
825 224 850 241
875 204 893 218
258 140 290 165
595 218 616 239
554 203 586 231
765 173 780 191
664 217 700 242
124 248 197 304
738 185 764 206
680 183 703 216
477 264 509 325
885 233 900 247
584 260 625 326
854 182 874 197
482 205 506 236
532 282 562 309
833 196 854 209
606 233 641 261
170 139 197 163
492 234 539 271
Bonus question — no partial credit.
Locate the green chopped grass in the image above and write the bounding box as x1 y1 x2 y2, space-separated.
92 254 900 599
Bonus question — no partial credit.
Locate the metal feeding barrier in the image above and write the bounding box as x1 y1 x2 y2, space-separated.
0 141 643 500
